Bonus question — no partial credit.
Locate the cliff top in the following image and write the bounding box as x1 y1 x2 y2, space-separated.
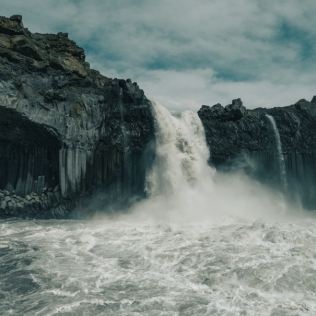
199 97 316 123
0 14 153 152
0 14 108 85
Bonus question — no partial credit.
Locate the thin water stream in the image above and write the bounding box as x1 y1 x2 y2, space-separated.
0 102 315 315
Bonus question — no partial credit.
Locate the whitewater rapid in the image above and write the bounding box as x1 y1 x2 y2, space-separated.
1 101 316 315
1 218 316 315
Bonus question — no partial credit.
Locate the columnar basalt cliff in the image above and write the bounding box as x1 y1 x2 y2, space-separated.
0 15 155 218
198 98 316 209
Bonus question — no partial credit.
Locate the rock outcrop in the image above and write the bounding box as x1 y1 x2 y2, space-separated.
0 15 155 218
198 98 316 209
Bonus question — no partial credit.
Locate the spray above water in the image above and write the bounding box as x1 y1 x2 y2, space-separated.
126 101 301 223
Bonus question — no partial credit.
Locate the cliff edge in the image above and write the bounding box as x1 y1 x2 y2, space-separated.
0 15 155 218
198 98 316 209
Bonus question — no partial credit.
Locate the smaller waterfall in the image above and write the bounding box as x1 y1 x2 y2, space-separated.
266 115 287 190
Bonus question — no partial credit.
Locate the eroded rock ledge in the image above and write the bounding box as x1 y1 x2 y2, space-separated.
0 15 155 218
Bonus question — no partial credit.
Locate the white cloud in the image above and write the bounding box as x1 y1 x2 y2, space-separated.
94 65 315 111
137 69 315 111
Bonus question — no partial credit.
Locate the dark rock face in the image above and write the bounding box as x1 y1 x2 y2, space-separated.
0 15 155 218
198 98 316 209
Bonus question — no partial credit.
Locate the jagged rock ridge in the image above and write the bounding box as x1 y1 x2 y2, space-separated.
0 15 155 218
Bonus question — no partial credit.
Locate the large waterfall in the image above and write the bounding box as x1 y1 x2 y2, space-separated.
146 101 212 197
1 102 316 316
266 114 288 190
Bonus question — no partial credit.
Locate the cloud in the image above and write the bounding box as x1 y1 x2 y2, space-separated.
1 0 316 110
94 65 315 111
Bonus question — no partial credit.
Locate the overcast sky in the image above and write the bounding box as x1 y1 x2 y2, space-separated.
2 0 316 111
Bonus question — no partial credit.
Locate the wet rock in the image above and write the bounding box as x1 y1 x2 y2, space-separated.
7 201 14 211
0 201 7 210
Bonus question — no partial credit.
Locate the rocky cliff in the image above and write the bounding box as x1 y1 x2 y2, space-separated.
1 14 316 217
198 98 316 209
0 15 155 218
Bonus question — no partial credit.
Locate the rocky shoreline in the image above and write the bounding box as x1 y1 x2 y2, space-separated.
0 186 67 219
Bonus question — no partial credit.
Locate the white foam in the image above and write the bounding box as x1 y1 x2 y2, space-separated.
1 217 316 315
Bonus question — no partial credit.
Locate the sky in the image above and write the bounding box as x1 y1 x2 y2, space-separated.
2 0 316 111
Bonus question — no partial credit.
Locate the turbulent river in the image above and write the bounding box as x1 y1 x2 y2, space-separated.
1 102 316 315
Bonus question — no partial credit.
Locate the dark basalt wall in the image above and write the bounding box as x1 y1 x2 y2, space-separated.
0 15 155 218
0 107 61 196
198 98 316 209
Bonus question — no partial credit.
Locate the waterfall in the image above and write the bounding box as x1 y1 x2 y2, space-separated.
131 101 290 222
266 115 288 190
146 101 213 198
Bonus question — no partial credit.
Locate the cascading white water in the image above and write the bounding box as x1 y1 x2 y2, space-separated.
266 114 288 190
146 101 213 198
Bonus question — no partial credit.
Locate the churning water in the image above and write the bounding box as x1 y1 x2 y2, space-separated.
1 102 316 315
